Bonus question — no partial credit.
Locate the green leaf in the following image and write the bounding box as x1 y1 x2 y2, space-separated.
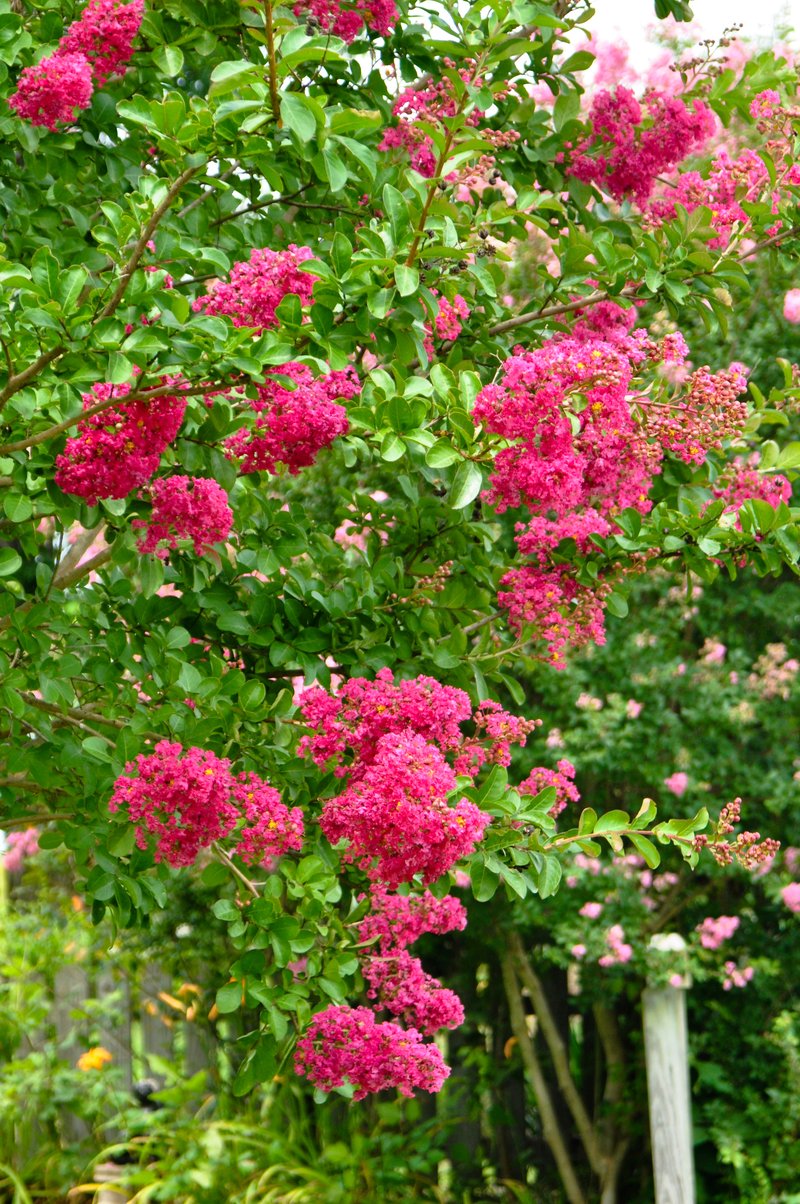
232 1039 277 1096
627 833 661 869
153 45 184 77
394 265 419 297
471 861 500 901
209 59 257 97
108 826 138 857
594 810 631 833
216 981 244 1014
382 184 410 245
281 92 319 143
425 440 461 468
3 494 32 523
380 433 406 462
0 547 22 576
449 461 483 510
536 855 562 899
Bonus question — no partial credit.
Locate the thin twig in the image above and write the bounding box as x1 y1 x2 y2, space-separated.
264 0 281 127
97 167 199 320
213 843 260 898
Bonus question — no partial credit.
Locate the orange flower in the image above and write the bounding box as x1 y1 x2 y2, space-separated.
77 1046 113 1071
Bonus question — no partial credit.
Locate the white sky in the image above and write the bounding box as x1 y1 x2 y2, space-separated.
593 0 800 65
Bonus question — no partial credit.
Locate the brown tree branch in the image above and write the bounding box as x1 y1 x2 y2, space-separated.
500 949 588 1204
97 167 199 320
510 931 604 1176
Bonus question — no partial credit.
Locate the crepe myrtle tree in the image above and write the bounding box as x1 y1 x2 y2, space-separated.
0 0 797 1100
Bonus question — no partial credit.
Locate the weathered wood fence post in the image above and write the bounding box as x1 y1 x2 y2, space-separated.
642 933 695 1204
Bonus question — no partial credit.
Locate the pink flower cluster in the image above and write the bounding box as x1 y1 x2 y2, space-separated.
424 292 470 358
356 885 467 952
363 951 464 1033
298 667 537 781
293 0 397 43
722 961 754 990
598 923 633 966
650 149 769 248
299 670 539 885
694 797 780 870
319 731 490 887
696 915 740 950
294 1005 449 1099
3 828 40 873
9 0 143 130
473 326 661 660
568 86 715 203
301 886 467 1096
519 758 580 817
474 309 752 661
378 72 483 178
108 740 303 867
784 289 800 323
748 644 799 701
642 364 750 465
133 476 233 558
59 0 144 86
664 771 688 797
781 882 800 913
711 461 791 522
224 362 358 475
8 53 94 132
193 246 317 332
55 379 188 504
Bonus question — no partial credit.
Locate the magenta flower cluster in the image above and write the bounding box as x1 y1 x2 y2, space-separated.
108 740 303 867
9 0 143 130
224 362 359 475
292 0 397 43
519 759 580 818
318 731 490 887
133 475 233 558
474 308 750 662
193 246 317 332
298 667 537 783
55 379 188 505
294 1005 449 1100
295 886 466 1097
568 86 715 203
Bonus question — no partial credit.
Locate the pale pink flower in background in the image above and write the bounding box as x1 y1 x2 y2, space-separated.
697 915 740 950
545 727 566 749
579 901 603 919
576 693 603 711
669 974 684 988
723 962 754 990
674 663 687 676
784 289 800 323
3 828 40 873
571 943 587 959
701 640 727 664
626 699 643 719
781 882 800 913
664 771 688 797
599 924 633 966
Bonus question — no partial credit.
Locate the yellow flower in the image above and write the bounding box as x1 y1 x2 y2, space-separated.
77 1046 113 1071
